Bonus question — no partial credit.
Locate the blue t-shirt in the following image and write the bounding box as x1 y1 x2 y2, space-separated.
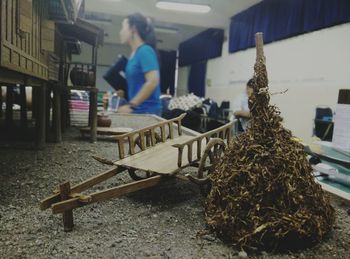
125 44 161 114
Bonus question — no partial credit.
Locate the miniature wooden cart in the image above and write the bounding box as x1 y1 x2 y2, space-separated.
40 114 233 231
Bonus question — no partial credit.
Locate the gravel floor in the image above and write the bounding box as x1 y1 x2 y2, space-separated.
0 114 349 259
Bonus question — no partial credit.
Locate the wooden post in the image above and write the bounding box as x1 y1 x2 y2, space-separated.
59 182 74 232
45 84 52 140
36 84 46 149
61 88 69 132
5 85 14 127
0 86 3 118
32 87 37 120
19 85 28 129
90 90 98 143
52 85 62 142
88 91 92 127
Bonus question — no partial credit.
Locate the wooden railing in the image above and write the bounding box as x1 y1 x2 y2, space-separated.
114 113 186 159
172 122 233 167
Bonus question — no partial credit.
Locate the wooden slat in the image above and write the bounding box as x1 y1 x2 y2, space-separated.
174 122 233 149
139 131 146 150
52 176 165 214
40 167 124 210
14 0 19 49
0 1 3 41
197 139 202 160
41 19 54 51
2 0 8 41
187 143 193 163
177 120 182 136
31 0 34 57
7 0 12 44
227 128 232 142
18 0 33 33
80 127 132 136
177 146 183 168
145 131 151 147
150 128 156 146
12 0 16 45
33 0 37 58
128 136 135 155
205 136 210 144
168 122 174 139
114 113 186 142
160 125 166 142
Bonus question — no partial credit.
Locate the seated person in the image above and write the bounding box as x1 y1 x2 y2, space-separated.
232 79 254 132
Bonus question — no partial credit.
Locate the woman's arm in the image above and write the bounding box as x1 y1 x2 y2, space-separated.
130 70 159 106
117 70 159 113
234 110 250 118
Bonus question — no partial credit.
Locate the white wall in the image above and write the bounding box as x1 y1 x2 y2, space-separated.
176 66 189 96
200 23 350 143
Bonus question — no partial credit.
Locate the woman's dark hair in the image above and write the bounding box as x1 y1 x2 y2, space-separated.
247 78 255 88
127 13 157 50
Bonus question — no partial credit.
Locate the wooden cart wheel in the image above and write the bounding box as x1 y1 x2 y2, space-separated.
197 138 226 196
128 169 154 181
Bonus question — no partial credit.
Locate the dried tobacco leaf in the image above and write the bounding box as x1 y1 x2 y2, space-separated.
205 33 335 251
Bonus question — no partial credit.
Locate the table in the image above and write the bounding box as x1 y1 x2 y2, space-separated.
309 141 350 200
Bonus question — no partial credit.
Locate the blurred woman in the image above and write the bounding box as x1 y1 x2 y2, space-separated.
118 13 162 115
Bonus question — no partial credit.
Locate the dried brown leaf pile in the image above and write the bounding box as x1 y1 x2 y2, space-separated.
205 34 335 251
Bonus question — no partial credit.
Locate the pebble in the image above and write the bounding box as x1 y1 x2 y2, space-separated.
238 251 248 258
203 234 216 242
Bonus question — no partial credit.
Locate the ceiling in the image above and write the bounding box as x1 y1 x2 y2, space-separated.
84 0 261 50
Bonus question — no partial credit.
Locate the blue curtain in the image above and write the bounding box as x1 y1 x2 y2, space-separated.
229 0 350 53
179 29 224 67
304 0 350 32
159 50 177 95
188 61 207 97
229 7 256 52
